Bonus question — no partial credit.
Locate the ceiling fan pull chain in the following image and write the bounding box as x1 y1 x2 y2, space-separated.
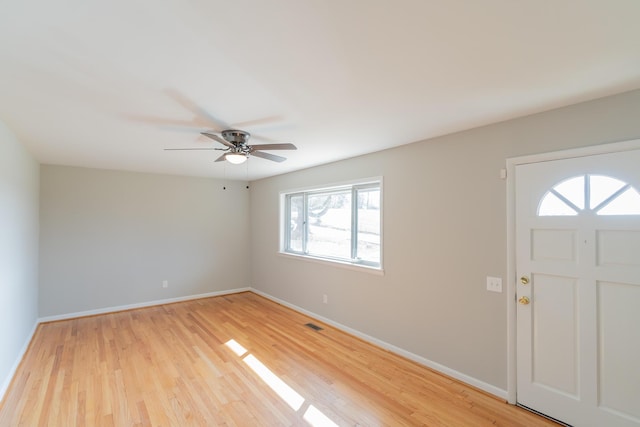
246 160 250 189
223 162 227 190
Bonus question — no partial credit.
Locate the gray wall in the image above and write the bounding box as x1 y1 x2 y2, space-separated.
0 121 39 397
249 89 640 391
39 166 251 316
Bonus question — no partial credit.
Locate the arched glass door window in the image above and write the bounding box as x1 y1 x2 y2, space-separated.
538 175 640 216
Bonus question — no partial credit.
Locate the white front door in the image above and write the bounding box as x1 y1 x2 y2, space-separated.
515 149 640 427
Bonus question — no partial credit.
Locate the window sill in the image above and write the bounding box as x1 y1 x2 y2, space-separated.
277 251 385 276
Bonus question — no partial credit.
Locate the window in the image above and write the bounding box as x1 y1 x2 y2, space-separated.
282 180 381 269
538 174 640 216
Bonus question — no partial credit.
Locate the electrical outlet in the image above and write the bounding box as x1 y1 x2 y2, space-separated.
486 276 502 293
323 294 328 304
162 280 168 288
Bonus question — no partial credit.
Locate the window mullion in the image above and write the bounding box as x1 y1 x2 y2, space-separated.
351 187 357 260
302 193 309 254
585 174 591 212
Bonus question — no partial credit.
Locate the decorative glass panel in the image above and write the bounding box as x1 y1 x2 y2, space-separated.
589 175 626 210
538 174 640 217
539 192 579 216
554 176 585 210
597 188 640 216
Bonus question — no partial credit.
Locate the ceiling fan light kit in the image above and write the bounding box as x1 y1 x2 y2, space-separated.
225 152 247 164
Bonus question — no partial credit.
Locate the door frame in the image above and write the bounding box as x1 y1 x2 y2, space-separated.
505 138 640 405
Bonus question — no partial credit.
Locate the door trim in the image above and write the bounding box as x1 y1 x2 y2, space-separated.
505 138 640 405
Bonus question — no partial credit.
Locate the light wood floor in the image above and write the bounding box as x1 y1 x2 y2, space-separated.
0 292 557 426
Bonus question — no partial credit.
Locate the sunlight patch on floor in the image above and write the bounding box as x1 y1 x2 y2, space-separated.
243 354 305 411
225 339 248 357
225 339 339 426
304 404 339 427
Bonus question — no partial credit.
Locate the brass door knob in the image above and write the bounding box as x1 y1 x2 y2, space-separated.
518 296 530 305
520 276 530 285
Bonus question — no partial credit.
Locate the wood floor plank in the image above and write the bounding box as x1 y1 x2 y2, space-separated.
0 292 557 426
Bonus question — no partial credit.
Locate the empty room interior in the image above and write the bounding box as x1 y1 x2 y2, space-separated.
1 1 640 426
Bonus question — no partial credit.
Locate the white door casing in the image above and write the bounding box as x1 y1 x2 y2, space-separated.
514 148 640 426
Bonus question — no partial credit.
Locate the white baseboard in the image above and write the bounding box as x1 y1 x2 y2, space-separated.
38 287 251 323
251 288 508 400
0 320 38 403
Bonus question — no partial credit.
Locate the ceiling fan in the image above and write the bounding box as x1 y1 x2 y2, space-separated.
165 129 297 164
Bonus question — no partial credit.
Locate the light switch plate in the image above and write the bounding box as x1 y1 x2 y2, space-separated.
486 276 502 293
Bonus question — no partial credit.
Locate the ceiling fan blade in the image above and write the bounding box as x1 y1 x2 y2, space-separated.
122 114 204 128
164 147 220 151
201 132 235 148
249 143 297 151
251 150 287 163
232 115 284 130
215 153 228 162
164 89 229 131
249 133 286 143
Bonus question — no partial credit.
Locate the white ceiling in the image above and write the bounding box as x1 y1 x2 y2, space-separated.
1 1 640 181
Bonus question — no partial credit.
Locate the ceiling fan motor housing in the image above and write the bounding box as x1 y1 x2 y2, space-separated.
221 130 251 145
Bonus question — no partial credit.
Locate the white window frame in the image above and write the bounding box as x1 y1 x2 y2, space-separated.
279 178 383 273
